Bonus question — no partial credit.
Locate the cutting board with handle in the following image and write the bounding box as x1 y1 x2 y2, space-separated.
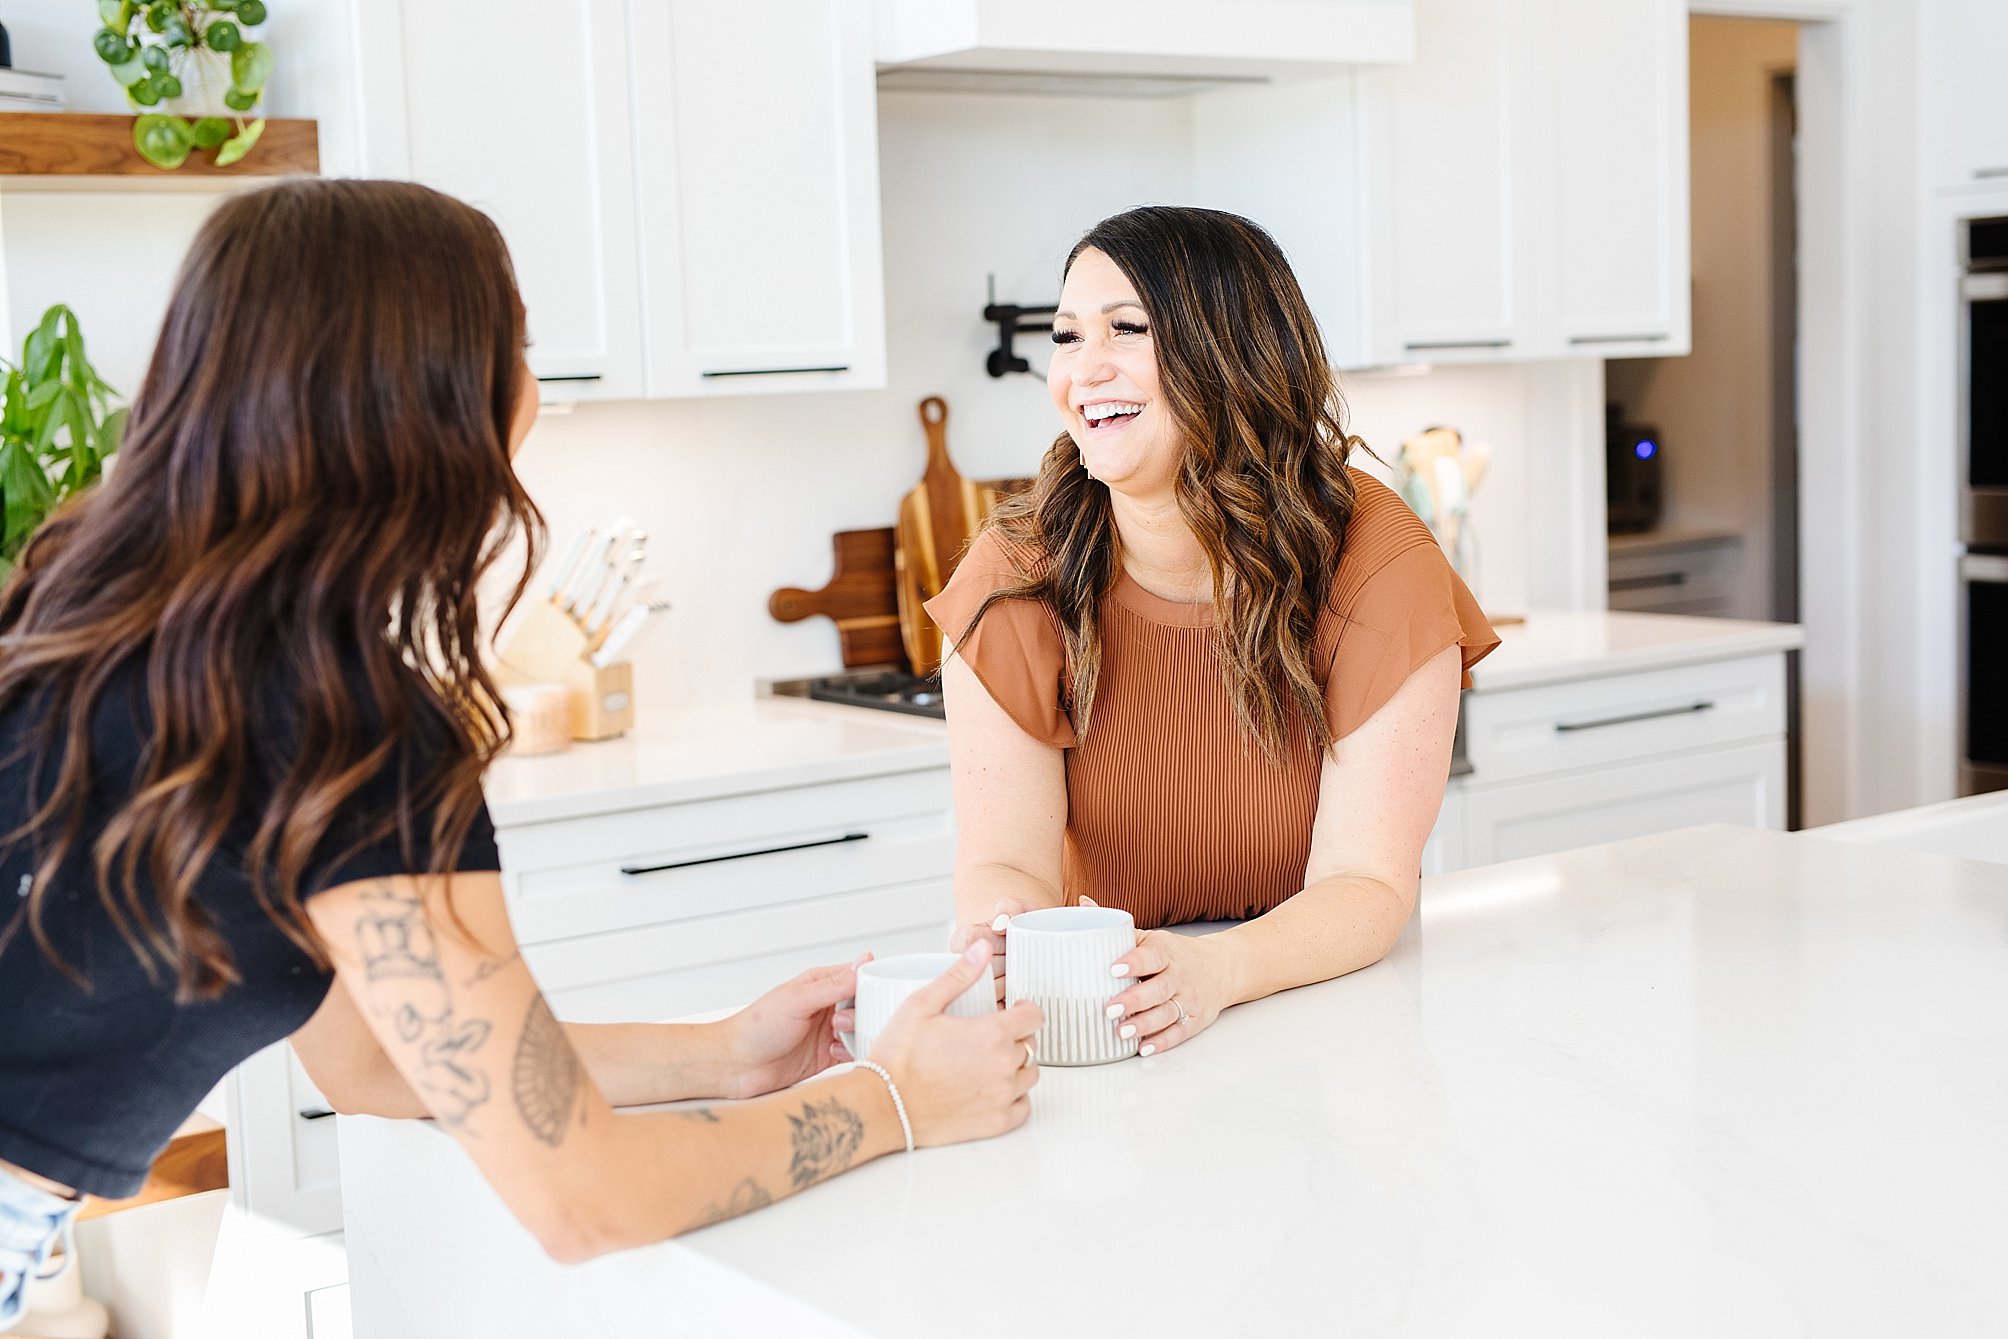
768 529 904 669
895 396 997 677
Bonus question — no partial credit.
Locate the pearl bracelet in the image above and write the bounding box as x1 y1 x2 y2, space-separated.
853 1060 914 1154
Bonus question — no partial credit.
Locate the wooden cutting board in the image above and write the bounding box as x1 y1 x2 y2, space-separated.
767 529 904 669
894 396 996 677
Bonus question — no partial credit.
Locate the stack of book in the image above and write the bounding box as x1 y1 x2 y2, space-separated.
0 68 65 114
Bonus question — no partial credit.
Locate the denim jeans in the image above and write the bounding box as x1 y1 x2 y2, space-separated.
0 1164 80 1329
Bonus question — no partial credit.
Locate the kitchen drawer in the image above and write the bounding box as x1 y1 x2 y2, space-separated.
1463 654 1783 785
526 878 950 1020
497 770 952 945
1461 739 1785 866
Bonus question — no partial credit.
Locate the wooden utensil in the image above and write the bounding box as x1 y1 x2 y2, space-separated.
895 397 996 676
768 529 904 669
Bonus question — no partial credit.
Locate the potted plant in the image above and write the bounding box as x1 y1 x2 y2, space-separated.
0 306 126 581
92 0 272 170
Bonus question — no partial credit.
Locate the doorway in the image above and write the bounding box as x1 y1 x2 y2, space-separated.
1603 14 1804 823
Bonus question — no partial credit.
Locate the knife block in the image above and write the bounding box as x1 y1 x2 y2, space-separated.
566 659 634 741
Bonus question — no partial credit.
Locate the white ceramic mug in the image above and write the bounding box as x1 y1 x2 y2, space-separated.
836 953 995 1061
1005 906 1139 1066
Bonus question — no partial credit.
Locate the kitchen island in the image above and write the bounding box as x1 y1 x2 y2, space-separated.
340 822 2005 1337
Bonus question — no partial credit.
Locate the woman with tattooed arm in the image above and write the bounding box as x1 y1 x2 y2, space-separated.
0 180 1039 1315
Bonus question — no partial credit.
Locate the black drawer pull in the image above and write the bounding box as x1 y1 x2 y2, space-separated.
700 365 849 378
535 374 603 383
299 1107 336 1121
1609 571 1687 592
621 831 869 877
1569 332 1670 345
1556 701 1714 733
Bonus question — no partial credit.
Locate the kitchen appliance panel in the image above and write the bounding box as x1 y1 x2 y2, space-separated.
1961 555 2008 795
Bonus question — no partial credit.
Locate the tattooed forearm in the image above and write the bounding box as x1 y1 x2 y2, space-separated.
512 995 582 1146
676 1107 722 1123
356 882 493 1128
464 950 522 987
689 1177 774 1230
786 1098 865 1189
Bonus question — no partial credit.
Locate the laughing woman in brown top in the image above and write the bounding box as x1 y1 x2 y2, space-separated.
929 206 1497 1058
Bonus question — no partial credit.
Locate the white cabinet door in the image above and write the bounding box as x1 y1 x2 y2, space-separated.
1925 0 2008 189
1540 0 1689 357
224 1041 341 1238
1461 740 1785 866
356 0 644 400
630 0 886 396
1422 780 1468 877
1358 0 1536 363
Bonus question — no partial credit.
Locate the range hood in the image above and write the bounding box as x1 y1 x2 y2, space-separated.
874 0 1415 97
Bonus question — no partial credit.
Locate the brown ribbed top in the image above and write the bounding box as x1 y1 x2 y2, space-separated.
924 470 1499 929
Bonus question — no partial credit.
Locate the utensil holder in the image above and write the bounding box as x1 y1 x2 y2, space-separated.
565 659 633 741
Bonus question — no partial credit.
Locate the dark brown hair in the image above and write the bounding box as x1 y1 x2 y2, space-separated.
969 206 1362 757
0 177 543 1000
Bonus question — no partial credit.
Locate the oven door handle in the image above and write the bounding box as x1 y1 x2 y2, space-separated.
1961 554 2008 583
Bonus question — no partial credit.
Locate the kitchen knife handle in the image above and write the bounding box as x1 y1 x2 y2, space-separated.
621 832 869 877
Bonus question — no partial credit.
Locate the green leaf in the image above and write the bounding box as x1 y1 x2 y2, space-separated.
214 117 264 168
163 16 195 47
96 0 127 27
235 0 266 24
144 2 172 32
93 28 133 63
142 44 168 71
129 80 163 107
229 40 272 96
133 114 194 169
155 73 183 99
223 88 256 112
109 54 150 88
23 382 62 412
190 115 231 148
205 20 241 51
98 407 131 460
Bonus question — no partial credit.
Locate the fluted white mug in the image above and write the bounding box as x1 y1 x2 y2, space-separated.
836 953 995 1062
1005 906 1139 1066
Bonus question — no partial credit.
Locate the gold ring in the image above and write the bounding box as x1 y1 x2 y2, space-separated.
1021 1042 1035 1069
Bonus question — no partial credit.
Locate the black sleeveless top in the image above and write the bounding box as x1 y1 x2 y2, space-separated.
0 655 500 1197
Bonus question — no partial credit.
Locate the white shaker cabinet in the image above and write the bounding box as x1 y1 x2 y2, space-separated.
629 0 887 397
355 0 645 399
1357 0 1537 361
1542 0 1689 357
1351 0 1688 365
1924 0 2008 190
354 0 884 402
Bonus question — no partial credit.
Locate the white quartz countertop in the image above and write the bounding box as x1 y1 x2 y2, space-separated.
340 823 2008 1338
1471 608 1803 692
482 697 946 828
1803 790 2008 866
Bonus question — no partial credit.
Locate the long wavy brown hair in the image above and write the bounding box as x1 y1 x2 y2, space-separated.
967 206 1363 758
0 178 543 1001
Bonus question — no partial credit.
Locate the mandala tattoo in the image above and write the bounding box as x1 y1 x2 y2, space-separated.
786 1098 864 1190
690 1177 774 1230
512 995 582 1146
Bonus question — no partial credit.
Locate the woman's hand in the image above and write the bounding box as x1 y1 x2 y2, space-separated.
718 957 864 1099
947 897 1029 1003
1106 931 1233 1057
865 942 1045 1146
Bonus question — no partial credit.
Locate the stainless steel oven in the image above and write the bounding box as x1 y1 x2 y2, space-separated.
1960 216 2008 793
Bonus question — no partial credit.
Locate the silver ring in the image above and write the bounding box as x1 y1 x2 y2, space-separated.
1171 996 1189 1026
1020 1042 1035 1069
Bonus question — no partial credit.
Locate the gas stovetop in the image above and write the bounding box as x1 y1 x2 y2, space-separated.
771 669 945 720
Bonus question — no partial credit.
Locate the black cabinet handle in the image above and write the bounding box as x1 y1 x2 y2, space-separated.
621 831 869 877
1609 571 1687 592
1556 701 1714 733
299 1107 335 1121
535 374 603 383
701 365 849 378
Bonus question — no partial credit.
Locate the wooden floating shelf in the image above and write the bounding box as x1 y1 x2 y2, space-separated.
0 111 319 181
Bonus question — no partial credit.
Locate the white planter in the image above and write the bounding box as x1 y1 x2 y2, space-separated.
166 47 240 121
